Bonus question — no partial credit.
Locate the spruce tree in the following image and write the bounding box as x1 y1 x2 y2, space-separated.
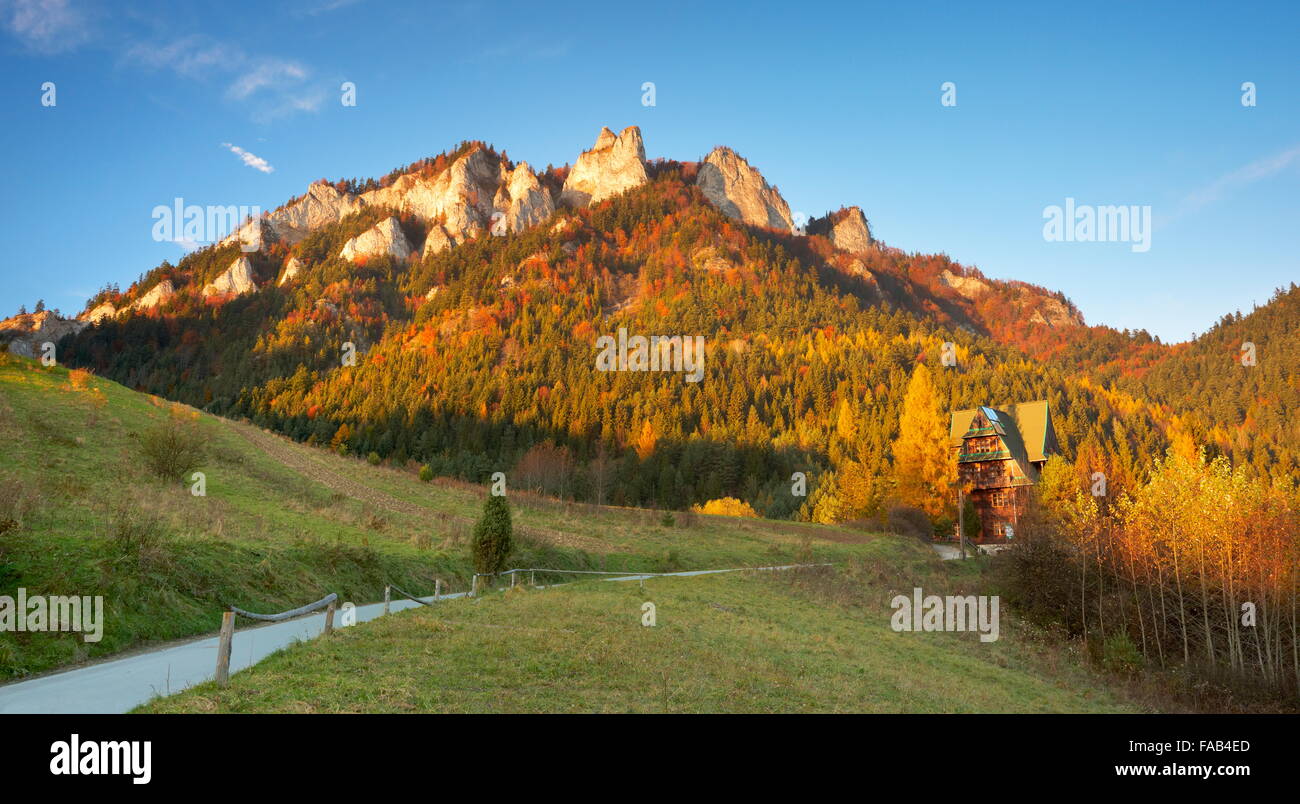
471 493 513 576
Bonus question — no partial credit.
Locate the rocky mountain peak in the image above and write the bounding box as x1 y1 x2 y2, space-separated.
133 279 176 311
497 161 555 232
938 268 990 300
203 256 257 298
288 182 365 233
224 181 365 250
222 144 556 262
1 310 86 357
340 216 412 262
364 146 501 243
362 146 555 248
279 256 304 286
422 225 454 258
828 206 873 253
593 126 618 149
81 301 118 324
696 147 793 232
560 125 648 207
1029 296 1086 328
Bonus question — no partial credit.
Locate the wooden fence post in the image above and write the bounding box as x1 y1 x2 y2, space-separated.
435 579 442 600
531 570 536 587
215 611 234 688
324 599 336 635
957 489 967 560
383 585 391 615
471 575 478 597
511 571 517 589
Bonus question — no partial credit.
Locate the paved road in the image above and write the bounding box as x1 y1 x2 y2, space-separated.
0 564 826 714
932 544 964 560
0 592 464 714
931 543 1012 560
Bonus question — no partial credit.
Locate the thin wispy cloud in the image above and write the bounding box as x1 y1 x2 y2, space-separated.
1162 143 1300 226
124 33 326 122
302 0 364 15
222 143 274 174
4 4 329 121
0 0 90 53
475 34 572 63
124 34 239 78
226 60 308 101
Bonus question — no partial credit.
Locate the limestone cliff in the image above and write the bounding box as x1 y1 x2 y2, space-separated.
560 126 648 207
696 147 793 231
340 217 412 262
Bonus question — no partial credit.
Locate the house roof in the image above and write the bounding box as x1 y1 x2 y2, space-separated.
950 401 1056 484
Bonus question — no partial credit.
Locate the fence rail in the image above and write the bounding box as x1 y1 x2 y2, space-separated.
389 581 442 607
216 563 833 686
230 592 338 622
219 592 339 688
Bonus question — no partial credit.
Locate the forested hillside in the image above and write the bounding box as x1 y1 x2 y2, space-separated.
1115 285 1300 480
56 151 1215 522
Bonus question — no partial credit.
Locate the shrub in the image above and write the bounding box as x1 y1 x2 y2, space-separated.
138 417 206 481
366 451 381 466
691 497 759 518
67 368 93 391
471 494 513 576
106 507 170 573
110 508 163 554
931 513 955 540
419 464 434 482
883 504 932 541
0 558 17 591
1101 630 1143 675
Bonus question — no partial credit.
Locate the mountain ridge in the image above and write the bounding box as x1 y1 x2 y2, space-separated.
9 126 1294 521
65 126 1087 348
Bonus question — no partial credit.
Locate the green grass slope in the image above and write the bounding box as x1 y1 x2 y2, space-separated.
0 354 878 679
140 558 1136 713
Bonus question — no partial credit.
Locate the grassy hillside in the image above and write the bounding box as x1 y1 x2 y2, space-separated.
139 547 1136 714
0 353 879 679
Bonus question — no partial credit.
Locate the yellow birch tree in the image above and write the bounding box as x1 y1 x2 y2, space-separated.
891 363 956 517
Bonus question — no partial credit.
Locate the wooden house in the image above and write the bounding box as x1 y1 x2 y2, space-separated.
949 401 1057 543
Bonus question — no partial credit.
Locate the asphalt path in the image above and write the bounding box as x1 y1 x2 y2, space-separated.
0 564 827 713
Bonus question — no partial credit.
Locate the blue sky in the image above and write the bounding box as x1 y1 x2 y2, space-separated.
1 0 1296 342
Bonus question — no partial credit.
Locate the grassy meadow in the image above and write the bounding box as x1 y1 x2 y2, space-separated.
139 553 1135 713
0 353 879 679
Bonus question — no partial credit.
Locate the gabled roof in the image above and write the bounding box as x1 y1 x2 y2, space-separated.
1009 400 1054 463
961 406 1006 438
950 400 1055 463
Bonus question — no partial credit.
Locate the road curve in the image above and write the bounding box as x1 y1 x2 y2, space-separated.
0 564 827 714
